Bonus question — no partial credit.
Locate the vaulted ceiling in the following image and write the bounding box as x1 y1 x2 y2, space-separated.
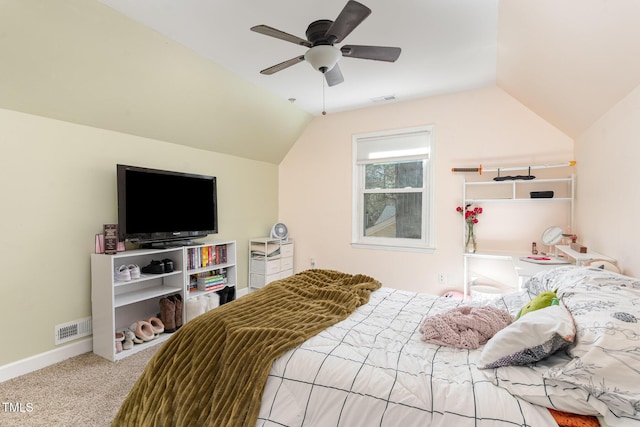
497 0 640 138
1 1 639 164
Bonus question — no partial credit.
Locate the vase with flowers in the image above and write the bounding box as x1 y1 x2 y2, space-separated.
456 204 483 253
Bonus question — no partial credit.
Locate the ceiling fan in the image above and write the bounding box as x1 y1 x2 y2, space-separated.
250 0 401 87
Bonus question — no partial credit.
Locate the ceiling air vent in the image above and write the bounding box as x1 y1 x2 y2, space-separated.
371 95 396 103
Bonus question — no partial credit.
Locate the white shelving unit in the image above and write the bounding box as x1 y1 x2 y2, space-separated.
462 175 575 298
248 238 294 291
91 247 184 361
91 240 237 362
555 245 614 266
184 240 237 303
464 176 574 205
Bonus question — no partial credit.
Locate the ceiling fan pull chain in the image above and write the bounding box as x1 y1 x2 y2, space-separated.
322 75 327 115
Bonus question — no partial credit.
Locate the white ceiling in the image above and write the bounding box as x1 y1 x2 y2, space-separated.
98 0 499 116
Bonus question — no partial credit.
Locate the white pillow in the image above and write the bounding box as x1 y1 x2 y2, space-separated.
545 271 640 420
479 353 605 416
478 305 575 369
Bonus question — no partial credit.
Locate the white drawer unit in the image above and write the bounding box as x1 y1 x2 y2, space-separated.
280 257 293 271
248 237 294 290
250 258 281 275
281 243 294 258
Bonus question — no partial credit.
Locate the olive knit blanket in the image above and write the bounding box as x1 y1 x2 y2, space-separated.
113 269 381 427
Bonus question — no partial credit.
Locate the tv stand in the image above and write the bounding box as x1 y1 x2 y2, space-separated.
91 240 237 361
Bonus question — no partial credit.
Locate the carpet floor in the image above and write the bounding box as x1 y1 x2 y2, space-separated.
0 345 159 427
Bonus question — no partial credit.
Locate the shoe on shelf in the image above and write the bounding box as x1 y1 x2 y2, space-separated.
129 321 155 342
158 297 177 333
142 260 165 274
115 331 125 353
127 328 143 344
147 317 165 335
122 330 136 350
127 264 141 280
114 265 131 282
170 294 183 329
162 259 174 273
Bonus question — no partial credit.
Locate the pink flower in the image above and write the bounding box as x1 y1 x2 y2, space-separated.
456 204 483 225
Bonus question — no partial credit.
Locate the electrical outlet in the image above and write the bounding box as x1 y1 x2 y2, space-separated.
438 273 447 285
310 258 317 269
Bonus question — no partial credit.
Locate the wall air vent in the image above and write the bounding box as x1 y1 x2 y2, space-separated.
55 317 92 345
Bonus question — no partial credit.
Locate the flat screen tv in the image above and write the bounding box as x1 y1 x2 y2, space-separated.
117 164 218 246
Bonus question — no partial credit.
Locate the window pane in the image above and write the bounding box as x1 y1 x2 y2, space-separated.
365 160 423 190
364 192 422 239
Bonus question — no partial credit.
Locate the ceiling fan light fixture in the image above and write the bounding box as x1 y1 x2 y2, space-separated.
252 1 401 85
304 45 341 73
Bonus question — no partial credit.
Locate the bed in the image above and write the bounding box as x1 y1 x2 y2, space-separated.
113 267 640 427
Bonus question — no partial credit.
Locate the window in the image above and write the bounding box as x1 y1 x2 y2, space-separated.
352 126 434 251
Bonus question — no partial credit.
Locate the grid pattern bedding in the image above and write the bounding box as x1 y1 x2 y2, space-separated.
257 287 558 427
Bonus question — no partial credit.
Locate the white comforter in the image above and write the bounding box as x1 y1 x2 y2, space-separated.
257 287 558 426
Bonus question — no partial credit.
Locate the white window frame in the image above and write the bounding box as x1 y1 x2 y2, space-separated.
351 125 435 252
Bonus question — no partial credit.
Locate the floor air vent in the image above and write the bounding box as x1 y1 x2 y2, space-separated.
55 317 92 345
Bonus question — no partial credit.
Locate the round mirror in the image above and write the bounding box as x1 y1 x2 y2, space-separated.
541 226 563 246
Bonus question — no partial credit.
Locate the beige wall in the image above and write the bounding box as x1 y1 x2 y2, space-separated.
575 83 640 277
279 86 574 293
0 108 278 366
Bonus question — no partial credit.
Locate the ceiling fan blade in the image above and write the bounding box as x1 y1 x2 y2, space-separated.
325 1 371 44
340 45 401 62
260 56 306 75
251 25 312 48
325 63 344 87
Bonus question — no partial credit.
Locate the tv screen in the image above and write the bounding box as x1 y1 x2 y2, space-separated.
117 164 218 245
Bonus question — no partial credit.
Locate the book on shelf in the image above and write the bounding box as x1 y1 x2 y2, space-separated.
197 275 226 292
185 244 227 270
215 244 228 264
201 246 207 268
192 268 228 292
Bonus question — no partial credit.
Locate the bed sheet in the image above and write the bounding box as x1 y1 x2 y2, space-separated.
257 287 557 427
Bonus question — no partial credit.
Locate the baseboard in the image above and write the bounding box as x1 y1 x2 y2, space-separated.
0 290 249 383
0 337 92 383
